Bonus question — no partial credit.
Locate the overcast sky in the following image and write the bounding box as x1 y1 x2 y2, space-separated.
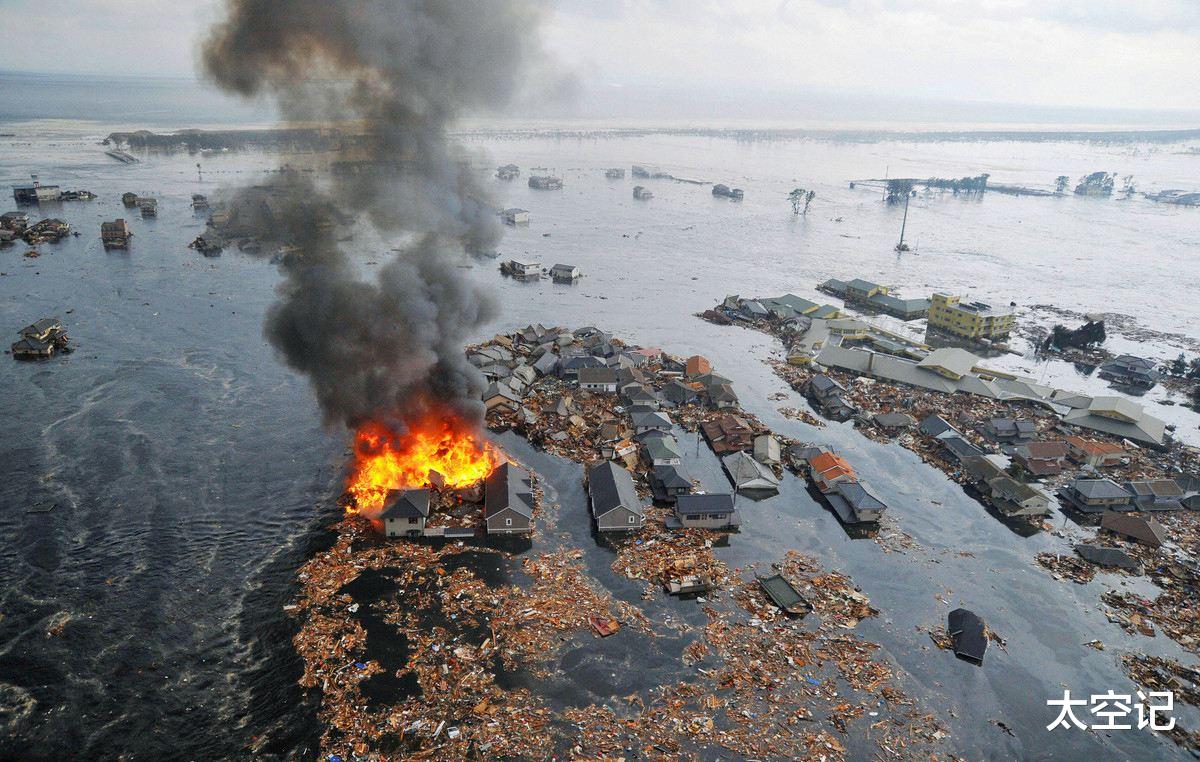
2 0 1199 118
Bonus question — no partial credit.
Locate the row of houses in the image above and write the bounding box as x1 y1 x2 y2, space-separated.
498 259 581 281
818 278 931 320
815 345 1168 447
381 460 536 538
920 413 1191 517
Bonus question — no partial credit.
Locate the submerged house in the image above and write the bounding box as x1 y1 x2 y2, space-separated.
1098 355 1159 389
528 175 563 190
587 460 645 532
381 489 431 537
1125 479 1184 512
501 207 530 225
983 418 1037 445
1065 436 1126 468
722 451 780 493
484 462 535 535
809 452 856 493
100 219 132 249
1011 441 1069 477
825 481 887 524
984 475 1052 517
1057 478 1135 513
550 263 581 281
672 493 740 530
651 464 692 502
643 435 683 467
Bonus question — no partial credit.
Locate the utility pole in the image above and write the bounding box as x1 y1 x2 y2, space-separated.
196 163 203 182
896 191 910 252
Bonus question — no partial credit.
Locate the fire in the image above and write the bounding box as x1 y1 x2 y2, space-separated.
346 414 499 517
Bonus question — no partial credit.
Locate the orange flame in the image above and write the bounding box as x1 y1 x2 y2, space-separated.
346 414 499 518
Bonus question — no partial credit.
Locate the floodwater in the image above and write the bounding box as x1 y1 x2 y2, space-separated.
0 117 1198 759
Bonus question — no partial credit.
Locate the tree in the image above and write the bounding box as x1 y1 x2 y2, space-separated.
1169 353 1187 377
788 187 816 215
1188 357 1200 380
1055 175 1070 193
886 179 915 204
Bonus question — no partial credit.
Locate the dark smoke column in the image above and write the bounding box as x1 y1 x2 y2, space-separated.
201 1 547 435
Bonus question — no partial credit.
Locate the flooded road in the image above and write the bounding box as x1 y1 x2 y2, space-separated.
0 121 1196 758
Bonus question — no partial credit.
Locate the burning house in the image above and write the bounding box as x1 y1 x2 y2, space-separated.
380 489 431 537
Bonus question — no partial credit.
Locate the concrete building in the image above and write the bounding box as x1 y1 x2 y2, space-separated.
753 434 781 467
928 293 1015 340
12 178 61 204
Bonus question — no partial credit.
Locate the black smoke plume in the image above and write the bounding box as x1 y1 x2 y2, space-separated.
201 1 547 434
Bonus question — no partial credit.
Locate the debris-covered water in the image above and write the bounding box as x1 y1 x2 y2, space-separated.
1 117 1198 759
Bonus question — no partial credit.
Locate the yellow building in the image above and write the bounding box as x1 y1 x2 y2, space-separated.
928 293 1015 340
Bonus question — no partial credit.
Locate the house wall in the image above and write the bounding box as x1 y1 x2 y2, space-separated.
597 505 643 532
678 512 736 529
487 509 531 534
384 516 425 537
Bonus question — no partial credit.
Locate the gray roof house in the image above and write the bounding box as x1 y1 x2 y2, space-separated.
381 489 431 537
874 412 917 432
485 462 535 535
1098 355 1159 389
532 352 559 377
1057 478 1135 513
643 435 683 466
1124 479 1184 512
651 464 693 502
722 450 780 494
825 481 887 524
671 493 740 530
753 434 781 467
631 411 672 434
983 418 1037 444
587 460 645 532
577 367 618 392
558 353 606 379
662 379 699 406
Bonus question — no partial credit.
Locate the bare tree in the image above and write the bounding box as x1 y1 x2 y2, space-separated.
788 187 815 215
